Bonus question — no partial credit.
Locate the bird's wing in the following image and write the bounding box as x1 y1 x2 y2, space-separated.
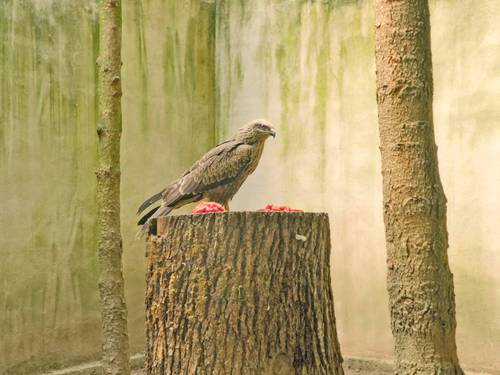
162 142 253 207
137 190 164 215
178 139 235 178
137 140 235 215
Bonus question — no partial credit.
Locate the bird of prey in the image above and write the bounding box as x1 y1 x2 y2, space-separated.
136 119 276 237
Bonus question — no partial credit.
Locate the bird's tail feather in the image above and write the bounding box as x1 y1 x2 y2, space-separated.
136 205 174 239
137 191 163 215
137 206 160 225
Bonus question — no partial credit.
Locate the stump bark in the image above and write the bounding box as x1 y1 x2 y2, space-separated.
145 212 344 375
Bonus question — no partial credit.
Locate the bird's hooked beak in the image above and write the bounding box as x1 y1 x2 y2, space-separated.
268 127 276 138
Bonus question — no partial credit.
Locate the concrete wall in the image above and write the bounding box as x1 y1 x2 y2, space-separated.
1 0 499 373
216 0 500 372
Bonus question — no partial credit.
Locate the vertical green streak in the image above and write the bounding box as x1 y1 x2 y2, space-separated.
313 5 332 199
135 0 149 132
0 3 8 156
120 0 218 354
273 2 334 200
161 0 216 162
274 5 302 204
215 0 246 141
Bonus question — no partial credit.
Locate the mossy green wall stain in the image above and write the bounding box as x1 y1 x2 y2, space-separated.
0 1 101 371
274 3 304 203
311 5 332 198
1 0 217 372
273 2 334 202
129 0 149 133
122 0 217 358
157 0 216 164
214 0 246 141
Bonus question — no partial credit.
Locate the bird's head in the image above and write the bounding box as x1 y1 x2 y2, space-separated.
236 119 276 143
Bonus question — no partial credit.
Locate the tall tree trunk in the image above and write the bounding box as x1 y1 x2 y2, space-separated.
146 212 344 375
374 1 463 374
96 0 130 374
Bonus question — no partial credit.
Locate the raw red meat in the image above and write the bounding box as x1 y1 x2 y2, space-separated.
192 202 226 214
258 204 303 212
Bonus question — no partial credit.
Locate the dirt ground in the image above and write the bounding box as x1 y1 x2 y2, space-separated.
342 357 394 375
131 357 394 375
39 354 493 374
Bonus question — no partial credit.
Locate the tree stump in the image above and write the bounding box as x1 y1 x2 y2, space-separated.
145 212 344 375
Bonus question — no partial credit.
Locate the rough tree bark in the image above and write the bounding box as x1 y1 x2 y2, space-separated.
374 1 463 374
146 212 344 375
96 0 130 374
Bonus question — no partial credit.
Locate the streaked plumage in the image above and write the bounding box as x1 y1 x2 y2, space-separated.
137 119 276 237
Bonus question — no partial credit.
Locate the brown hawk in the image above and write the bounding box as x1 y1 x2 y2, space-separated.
137 119 276 236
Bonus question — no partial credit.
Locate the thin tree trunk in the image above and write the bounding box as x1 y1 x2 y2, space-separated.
96 0 130 374
146 212 344 375
374 1 463 374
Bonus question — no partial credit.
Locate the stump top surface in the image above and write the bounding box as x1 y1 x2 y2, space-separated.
155 211 329 236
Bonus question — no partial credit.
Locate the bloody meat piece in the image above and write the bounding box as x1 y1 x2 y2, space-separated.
192 202 226 214
259 204 303 212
